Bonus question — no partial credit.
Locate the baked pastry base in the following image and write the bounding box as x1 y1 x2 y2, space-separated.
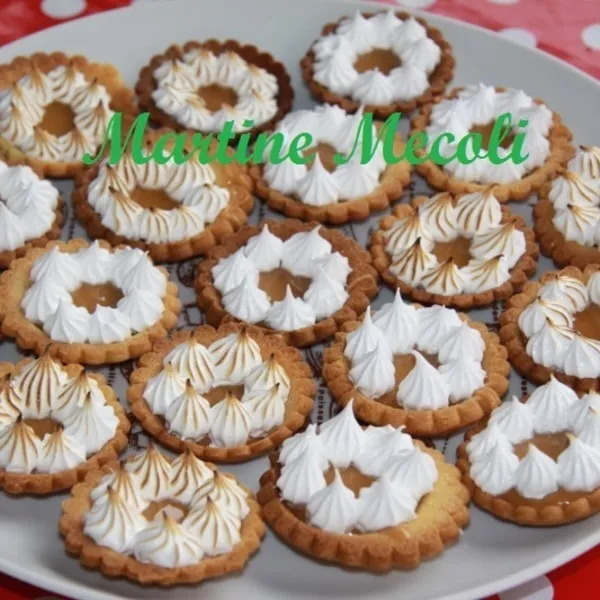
0 52 136 178
533 184 600 269
300 11 455 119
195 218 379 348
136 39 293 139
370 200 539 309
128 322 315 463
72 129 254 263
410 87 574 202
0 359 130 495
456 422 600 526
499 264 600 392
249 125 411 224
323 311 509 437
0 239 182 365
257 443 470 571
59 460 265 585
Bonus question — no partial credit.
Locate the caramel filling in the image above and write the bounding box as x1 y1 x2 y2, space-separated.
71 283 124 313
130 187 178 210
23 418 58 439
354 49 401 75
500 433 590 507
38 101 75 137
203 384 245 405
197 84 238 112
303 142 339 173
573 305 600 340
469 121 515 151
259 268 311 302
143 499 189 522
432 236 472 267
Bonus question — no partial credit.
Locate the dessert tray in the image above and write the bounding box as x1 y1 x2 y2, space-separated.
0 0 599 599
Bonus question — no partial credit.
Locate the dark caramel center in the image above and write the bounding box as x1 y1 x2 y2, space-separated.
432 237 472 267
197 84 238 112
354 48 401 75
38 101 75 136
71 283 124 313
203 384 245 405
130 187 178 210
259 268 311 302
143 499 189 522
573 305 600 341
469 121 516 151
23 418 58 439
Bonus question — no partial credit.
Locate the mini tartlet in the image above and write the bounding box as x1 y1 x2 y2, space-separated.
0 354 129 495
0 52 136 177
411 84 573 202
322 292 509 437
195 219 379 347
369 190 539 308
127 323 315 463
300 9 454 118
136 39 293 137
0 158 63 269
0 239 181 365
257 402 470 571
250 105 411 224
73 128 254 263
534 145 600 268
500 265 600 392
60 445 264 585
457 379 600 526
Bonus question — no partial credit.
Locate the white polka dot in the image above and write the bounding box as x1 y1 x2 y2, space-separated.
40 0 87 19
498 28 537 48
499 575 554 600
488 0 520 5
582 23 600 50
393 0 437 8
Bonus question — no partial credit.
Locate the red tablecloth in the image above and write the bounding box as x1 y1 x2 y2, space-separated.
0 1 599 599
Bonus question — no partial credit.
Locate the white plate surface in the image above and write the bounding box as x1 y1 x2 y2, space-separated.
0 1 599 599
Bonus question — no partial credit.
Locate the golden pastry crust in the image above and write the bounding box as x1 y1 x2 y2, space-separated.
257 443 470 571
136 39 293 139
0 359 130 495
127 322 315 463
499 264 600 392
195 218 379 348
369 198 539 309
0 239 182 365
533 182 600 269
0 52 136 178
72 129 254 263
300 11 455 119
410 87 574 202
456 421 600 526
250 123 411 225
322 310 509 437
59 460 265 585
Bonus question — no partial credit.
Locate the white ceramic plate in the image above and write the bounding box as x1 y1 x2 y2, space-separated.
1 1 599 599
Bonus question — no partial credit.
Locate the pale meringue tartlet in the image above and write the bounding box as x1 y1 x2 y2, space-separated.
250 105 411 224
195 219 379 347
411 84 573 202
500 265 600 392
0 239 181 365
0 52 135 177
0 354 129 494
323 292 509 436
0 158 63 270
300 10 454 117
258 401 469 571
534 145 600 269
60 445 265 585
457 378 600 525
73 128 254 263
136 39 293 137
370 190 539 308
127 323 315 462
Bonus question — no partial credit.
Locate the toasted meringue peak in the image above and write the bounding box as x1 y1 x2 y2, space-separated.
242 383 285 437
389 237 438 285
125 445 172 500
169 450 213 504
461 255 510 294
384 213 433 255
569 145 600 179
455 190 502 234
209 330 262 384
420 258 466 296
417 193 457 242
244 354 290 395
143 361 187 415
0 420 41 473
210 392 251 447
165 380 212 441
